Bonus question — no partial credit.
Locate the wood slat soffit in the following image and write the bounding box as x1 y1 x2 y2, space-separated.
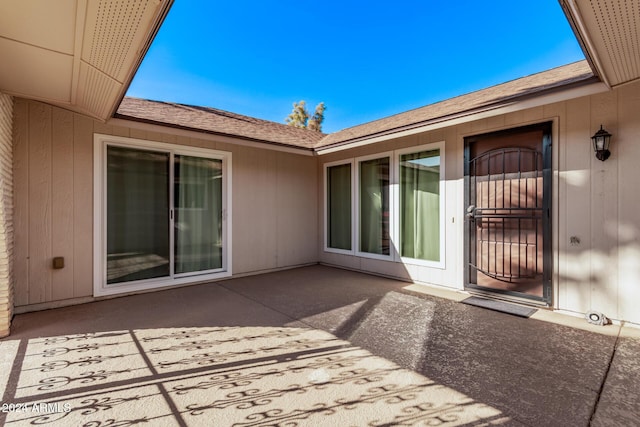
0 0 172 121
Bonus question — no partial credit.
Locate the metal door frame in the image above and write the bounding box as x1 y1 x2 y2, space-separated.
463 122 552 305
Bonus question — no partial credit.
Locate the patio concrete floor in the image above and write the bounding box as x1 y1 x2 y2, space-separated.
1 265 639 426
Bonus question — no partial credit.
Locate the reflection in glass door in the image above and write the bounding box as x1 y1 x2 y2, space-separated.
174 155 223 274
107 147 170 284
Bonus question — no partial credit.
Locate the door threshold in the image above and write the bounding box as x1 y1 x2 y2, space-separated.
462 296 538 318
466 288 550 308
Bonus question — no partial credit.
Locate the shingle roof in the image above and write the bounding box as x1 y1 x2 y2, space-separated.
116 98 325 149
116 61 596 152
317 60 596 148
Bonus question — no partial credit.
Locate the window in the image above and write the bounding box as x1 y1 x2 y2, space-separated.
94 134 232 296
323 142 444 267
325 162 352 252
398 147 442 262
358 156 391 257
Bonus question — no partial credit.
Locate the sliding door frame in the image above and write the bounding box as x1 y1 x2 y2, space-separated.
93 134 232 297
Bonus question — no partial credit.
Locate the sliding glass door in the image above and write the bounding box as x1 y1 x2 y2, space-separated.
107 147 170 284
174 155 223 274
98 137 229 295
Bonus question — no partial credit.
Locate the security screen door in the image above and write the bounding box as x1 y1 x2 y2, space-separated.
106 145 223 285
464 123 552 303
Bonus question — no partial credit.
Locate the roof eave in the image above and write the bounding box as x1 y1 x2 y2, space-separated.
315 75 606 154
557 0 611 88
108 1 175 121
558 0 640 88
112 112 317 154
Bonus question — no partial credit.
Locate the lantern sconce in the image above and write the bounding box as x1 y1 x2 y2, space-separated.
591 125 612 161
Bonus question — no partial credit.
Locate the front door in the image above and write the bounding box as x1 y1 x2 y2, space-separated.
464 123 552 304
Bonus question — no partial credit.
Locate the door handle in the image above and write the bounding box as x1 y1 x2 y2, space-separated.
466 205 476 220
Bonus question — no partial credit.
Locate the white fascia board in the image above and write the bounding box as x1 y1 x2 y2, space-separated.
316 80 609 155
560 0 611 88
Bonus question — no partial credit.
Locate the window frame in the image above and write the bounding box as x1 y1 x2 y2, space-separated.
93 134 233 297
322 143 445 269
355 151 394 261
323 159 356 255
394 142 446 268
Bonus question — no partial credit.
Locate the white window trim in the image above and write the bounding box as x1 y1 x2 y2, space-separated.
323 159 355 255
93 134 233 297
394 142 446 269
355 151 395 261
322 142 446 269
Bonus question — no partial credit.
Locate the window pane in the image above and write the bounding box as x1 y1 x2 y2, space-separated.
175 155 223 274
327 163 351 250
400 149 440 261
107 146 170 283
360 157 390 255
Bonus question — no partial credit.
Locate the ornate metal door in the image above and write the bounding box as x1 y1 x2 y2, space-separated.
464 123 551 303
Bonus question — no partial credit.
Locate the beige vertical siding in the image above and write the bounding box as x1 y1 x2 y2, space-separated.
72 114 94 298
615 82 640 323
12 99 318 311
27 103 52 303
11 83 640 324
276 152 318 267
51 108 75 301
233 146 278 272
318 80 640 324
13 99 95 306
590 91 618 316
13 99 28 306
0 93 13 336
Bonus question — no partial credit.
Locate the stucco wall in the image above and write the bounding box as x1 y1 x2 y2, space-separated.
0 93 13 336
12 98 318 311
318 80 640 324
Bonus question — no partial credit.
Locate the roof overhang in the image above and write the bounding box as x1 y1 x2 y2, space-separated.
0 0 173 121
560 0 640 88
316 77 607 154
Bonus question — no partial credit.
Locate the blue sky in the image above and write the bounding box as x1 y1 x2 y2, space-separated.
127 1 584 133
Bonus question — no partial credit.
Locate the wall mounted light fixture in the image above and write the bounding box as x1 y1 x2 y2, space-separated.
592 125 612 161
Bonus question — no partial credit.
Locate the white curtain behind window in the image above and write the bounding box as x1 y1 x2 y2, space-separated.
400 150 440 261
175 155 222 274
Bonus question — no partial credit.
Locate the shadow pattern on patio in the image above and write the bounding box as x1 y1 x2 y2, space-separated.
1 326 506 426
0 265 625 426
